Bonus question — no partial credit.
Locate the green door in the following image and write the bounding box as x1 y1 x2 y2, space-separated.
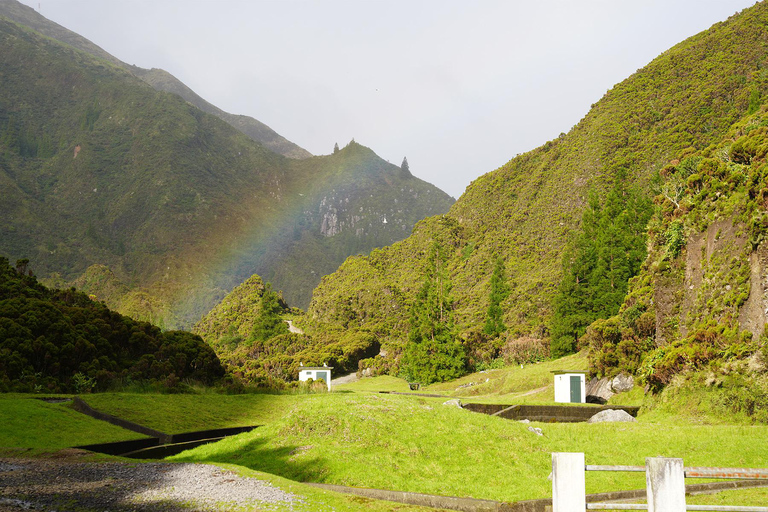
316 371 329 383
570 375 581 403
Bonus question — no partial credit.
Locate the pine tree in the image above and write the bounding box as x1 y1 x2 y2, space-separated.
401 242 466 383
550 176 652 357
250 282 288 342
483 257 509 337
401 156 411 177
333 142 340 154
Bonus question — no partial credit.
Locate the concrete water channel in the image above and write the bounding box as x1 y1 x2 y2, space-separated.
69 396 259 459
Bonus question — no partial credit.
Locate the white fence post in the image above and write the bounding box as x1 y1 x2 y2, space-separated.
552 452 586 512
646 457 686 512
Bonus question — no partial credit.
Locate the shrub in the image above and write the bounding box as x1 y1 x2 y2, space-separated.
500 336 549 365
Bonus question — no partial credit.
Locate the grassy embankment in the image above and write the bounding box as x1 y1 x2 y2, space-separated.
2 355 767 507
0 394 143 453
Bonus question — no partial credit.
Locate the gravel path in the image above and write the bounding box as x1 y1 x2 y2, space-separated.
0 455 302 511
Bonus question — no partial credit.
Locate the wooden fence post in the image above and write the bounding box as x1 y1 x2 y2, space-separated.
646 457 685 512
552 452 586 512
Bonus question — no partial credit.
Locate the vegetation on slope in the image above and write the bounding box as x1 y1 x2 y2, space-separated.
0 0 312 159
193 273 379 385
549 176 653 357
307 2 768 377
581 107 768 422
0 257 224 392
0 14 453 326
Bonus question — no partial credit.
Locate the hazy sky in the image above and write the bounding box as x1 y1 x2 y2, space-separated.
18 0 758 197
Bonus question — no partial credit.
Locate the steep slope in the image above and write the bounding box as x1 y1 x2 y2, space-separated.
308 3 768 370
581 107 768 421
0 0 311 159
0 15 453 326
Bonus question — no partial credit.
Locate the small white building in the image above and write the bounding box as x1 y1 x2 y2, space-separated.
298 365 333 391
552 370 587 403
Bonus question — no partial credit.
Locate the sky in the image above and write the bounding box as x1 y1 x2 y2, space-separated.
17 0 759 198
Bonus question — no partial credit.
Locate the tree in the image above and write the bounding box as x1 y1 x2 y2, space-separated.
401 156 411 177
401 242 466 383
333 142 340 154
483 257 509 337
250 283 288 342
550 176 652 357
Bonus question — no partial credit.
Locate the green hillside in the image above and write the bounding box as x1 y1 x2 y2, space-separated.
307 2 768 375
581 106 768 422
0 14 453 326
0 257 224 393
0 0 311 159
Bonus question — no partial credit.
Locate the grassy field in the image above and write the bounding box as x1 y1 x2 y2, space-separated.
3 353 767 508
0 394 144 451
169 391 768 503
82 392 303 433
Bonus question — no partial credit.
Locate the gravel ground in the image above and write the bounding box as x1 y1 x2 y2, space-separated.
0 455 302 511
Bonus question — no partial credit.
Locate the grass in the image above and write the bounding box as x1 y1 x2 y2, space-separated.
81 392 304 434
219 463 451 512
0 394 144 451
169 391 768 503
334 375 430 394
3 355 766 507
425 352 590 404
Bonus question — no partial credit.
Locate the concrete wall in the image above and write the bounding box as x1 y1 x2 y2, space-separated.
462 403 640 423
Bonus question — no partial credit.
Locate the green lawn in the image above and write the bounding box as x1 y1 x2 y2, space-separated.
0 394 144 451
82 392 303 434
169 391 768 503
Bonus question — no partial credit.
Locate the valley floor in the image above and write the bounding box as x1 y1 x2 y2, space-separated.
2 354 767 511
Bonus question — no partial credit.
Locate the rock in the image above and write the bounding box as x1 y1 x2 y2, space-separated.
587 409 636 423
610 373 635 393
586 377 613 403
519 419 531 424
586 373 635 403
527 426 543 436
442 399 462 408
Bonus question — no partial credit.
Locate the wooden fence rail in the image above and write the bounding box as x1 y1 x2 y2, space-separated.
552 452 768 512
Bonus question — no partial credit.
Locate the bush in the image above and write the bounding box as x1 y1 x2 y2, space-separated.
500 336 549 365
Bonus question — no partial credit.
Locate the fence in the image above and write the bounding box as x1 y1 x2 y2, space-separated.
552 452 768 512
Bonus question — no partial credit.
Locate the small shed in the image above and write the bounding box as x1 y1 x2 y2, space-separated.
552 370 587 403
298 366 333 391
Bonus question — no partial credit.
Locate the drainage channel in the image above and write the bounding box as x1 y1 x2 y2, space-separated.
69 396 259 459
77 426 260 459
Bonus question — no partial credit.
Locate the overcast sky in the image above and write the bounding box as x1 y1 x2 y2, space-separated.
18 0 759 197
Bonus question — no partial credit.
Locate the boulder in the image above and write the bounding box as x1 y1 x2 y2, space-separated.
586 377 613 404
442 399 462 408
587 409 636 423
586 373 635 404
610 373 635 393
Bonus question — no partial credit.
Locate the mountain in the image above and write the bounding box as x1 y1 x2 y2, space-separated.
0 0 310 159
0 13 453 327
306 3 768 373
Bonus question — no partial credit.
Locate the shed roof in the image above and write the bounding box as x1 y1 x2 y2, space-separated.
550 370 588 375
299 367 334 371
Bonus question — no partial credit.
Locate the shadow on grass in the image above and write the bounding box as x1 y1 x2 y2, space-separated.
173 434 330 483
